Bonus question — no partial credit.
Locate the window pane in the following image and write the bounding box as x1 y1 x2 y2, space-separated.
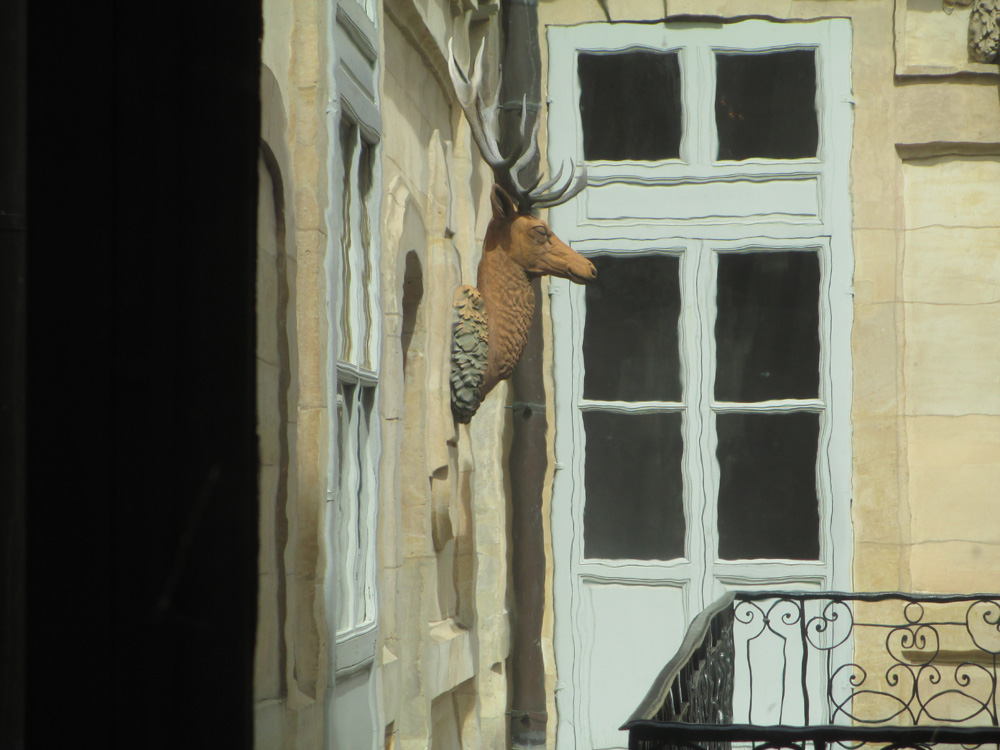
717 412 819 560
336 382 355 632
715 50 818 160
584 255 682 402
584 411 684 560
358 141 375 370
356 386 376 625
579 51 682 161
715 251 820 402
338 120 357 362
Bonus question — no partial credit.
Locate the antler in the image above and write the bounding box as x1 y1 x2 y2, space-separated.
448 38 587 213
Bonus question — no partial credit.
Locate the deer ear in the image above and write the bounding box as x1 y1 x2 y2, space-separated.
490 184 518 220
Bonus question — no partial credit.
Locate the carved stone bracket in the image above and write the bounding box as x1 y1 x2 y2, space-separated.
450 286 488 424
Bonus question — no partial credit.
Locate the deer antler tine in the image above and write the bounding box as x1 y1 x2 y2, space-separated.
447 38 473 105
450 38 510 168
522 172 544 194
449 37 585 213
531 161 566 197
510 101 539 182
532 161 575 204
532 163 589 209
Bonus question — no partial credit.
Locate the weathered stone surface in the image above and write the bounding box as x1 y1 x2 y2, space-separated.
852 302 901 417
908 415 1000 544
911 540 1000 592
904 226 1000 305
904 301 1000 415
854 541 907 593
426 620 476 698
851 417 903 546
853 229 898 306
903 157 1000 229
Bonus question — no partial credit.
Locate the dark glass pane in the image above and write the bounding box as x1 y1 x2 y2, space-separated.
579 51 682 161
584 411 684 560
584 255 681 402
717 412 819 560
715 251 820 402
715 50 818 160
359 141 375 370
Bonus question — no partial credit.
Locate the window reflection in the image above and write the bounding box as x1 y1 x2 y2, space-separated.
715 251 820 402
584 411 685 560
717 411 820 560
584 254 682 402
715 50 818 161
579 51 682 161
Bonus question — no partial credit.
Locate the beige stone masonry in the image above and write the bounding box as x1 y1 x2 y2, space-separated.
908 416 1000 545
899 153 1000 596
375 7 510 748
895 0 1000 76
256 0 330 745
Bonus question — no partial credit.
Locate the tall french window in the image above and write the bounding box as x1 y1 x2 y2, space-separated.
547 19 854 750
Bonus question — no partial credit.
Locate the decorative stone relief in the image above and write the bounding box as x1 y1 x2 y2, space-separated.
447 41 597 423
450 286 488 423
969 0 1000 62
944 0 973 11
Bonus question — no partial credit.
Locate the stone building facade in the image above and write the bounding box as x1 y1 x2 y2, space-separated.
254 1 1000 748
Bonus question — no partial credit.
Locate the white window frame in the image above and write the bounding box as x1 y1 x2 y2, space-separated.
547 19 854 749
326 0 382 679
549 17 854 588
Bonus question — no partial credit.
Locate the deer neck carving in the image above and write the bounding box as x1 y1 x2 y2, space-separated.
448 41 597 423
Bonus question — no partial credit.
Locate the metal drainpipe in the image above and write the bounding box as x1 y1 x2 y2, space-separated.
498 1 548 747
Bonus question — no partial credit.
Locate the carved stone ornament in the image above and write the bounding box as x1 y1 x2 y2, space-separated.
970 0 1000 63
448 41 597 423
944 0 973 12
450 285 488 423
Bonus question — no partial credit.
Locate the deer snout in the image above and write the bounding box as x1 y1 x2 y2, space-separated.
569 256 597 284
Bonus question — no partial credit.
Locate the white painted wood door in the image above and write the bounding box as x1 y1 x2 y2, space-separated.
546 20 854 750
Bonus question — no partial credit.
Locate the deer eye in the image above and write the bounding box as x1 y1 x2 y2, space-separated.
529 226 550 242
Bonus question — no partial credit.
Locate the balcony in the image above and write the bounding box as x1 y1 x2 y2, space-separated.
623 591 1000 750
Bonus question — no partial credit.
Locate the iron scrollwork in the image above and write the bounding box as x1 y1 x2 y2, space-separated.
624 592 1000 750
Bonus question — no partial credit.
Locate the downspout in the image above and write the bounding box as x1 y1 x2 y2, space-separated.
498 1 548 747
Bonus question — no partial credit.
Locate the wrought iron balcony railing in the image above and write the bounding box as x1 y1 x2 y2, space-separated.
623 591 1000 750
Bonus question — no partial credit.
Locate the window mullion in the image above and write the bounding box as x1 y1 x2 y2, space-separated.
681 43 715 167
697 241 720 604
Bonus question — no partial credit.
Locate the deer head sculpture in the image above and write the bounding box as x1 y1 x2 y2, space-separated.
448 40 597 423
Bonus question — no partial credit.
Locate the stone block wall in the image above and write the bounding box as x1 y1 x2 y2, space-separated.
377 3 512 748
900 154 1000 592
256 1 513 748
255 0 331 745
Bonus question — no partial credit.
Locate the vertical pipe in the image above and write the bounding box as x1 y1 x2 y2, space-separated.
498 2 548 747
